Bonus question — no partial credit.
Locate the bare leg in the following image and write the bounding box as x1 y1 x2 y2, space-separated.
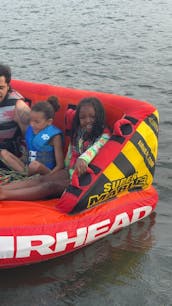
0 182 58 201
28 161 50 176
0 149 25 172
2 175 42 190
0 169 70 200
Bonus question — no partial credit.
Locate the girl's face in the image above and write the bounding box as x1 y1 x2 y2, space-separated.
79 104 96 133
30 111 52 134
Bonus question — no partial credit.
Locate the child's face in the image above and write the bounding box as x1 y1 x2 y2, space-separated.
30 111 52 134
79 104 96 133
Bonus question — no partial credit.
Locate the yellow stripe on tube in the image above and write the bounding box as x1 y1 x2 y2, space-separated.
103 162 125 181
137 121 158 159
122 141 153 186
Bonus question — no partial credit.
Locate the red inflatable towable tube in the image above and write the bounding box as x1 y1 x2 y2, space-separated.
0 79 159 269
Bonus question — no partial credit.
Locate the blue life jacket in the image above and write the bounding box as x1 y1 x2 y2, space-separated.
25 125 63 169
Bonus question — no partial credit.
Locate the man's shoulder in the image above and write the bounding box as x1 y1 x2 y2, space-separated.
9 89 24 100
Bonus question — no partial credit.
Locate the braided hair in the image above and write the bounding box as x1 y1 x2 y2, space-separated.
71 97 105 145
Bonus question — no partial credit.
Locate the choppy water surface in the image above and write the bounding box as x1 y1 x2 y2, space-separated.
0 0 172 305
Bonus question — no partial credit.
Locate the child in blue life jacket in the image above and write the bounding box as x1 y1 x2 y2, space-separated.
0 96 64 176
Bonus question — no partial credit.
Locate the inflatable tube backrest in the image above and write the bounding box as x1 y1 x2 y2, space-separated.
65 104 76 136
58 110 159 214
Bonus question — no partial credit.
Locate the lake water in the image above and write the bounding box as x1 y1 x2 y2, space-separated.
0 0 172 305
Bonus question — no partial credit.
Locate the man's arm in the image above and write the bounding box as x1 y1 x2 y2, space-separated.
14 99 31 134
